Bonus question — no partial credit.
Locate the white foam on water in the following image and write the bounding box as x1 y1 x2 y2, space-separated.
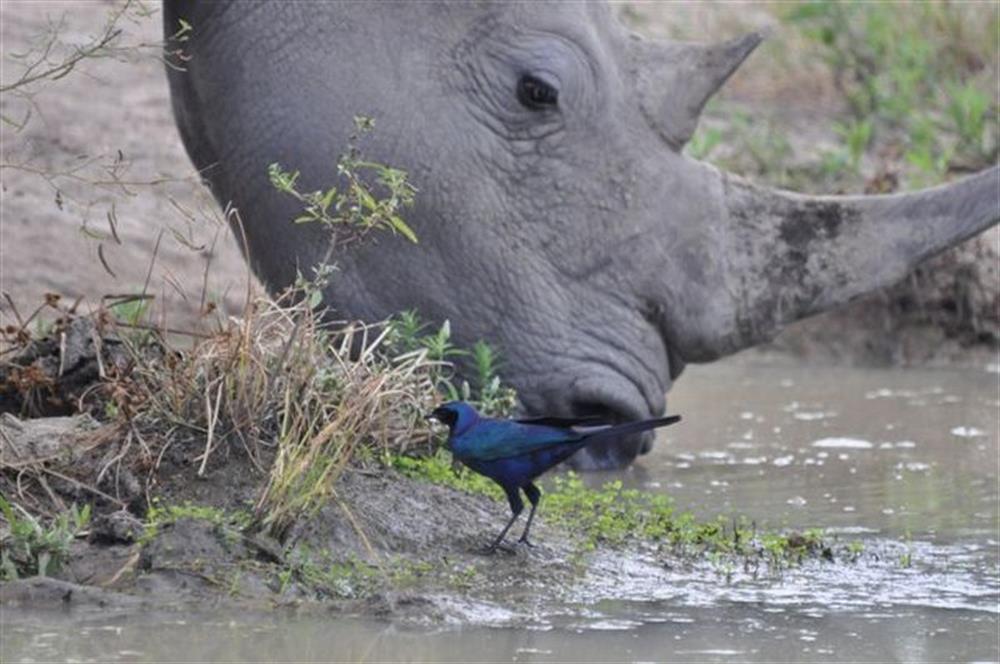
812 438 873 449
794 411 836 421
951 426 985 438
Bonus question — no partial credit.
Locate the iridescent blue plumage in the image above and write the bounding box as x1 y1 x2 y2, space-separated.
429 401 681 552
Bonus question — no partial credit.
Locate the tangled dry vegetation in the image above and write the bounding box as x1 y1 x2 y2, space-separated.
0 281 454 552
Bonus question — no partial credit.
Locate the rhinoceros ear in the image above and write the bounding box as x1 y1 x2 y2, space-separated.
634 32 763 150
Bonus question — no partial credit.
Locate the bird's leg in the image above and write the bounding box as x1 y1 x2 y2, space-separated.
483 487 524 555
484 512 519 555
518 482 541 546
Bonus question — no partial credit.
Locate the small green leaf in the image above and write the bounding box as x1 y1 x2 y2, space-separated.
319 187 338 213
357 187 377 212
308 290 323 309
389 216 418 244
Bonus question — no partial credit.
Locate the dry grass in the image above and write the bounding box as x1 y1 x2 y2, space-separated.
246 299 440 539
0 288 444 541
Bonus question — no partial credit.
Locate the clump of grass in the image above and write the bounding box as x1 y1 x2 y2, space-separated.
253 313 440 540
0 495 90 580
105 287 452 545
546 477 834 571
543 474 682 550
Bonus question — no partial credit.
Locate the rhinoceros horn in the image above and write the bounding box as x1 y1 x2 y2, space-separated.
629 31 999 365
682 165 1000 361
635 32 764 149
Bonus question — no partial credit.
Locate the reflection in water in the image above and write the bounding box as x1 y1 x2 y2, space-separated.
2 360 998 663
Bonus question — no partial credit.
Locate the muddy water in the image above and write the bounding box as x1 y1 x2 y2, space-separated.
3 359 998 662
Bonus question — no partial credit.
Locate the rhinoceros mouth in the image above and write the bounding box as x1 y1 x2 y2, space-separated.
538 364 664 470
567 430 656 471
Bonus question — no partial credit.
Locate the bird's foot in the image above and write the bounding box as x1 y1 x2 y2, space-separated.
517 537 535 548
479 542 517 556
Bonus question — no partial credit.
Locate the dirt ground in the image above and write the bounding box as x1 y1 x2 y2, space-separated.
1 2 997 365
1 1 251 331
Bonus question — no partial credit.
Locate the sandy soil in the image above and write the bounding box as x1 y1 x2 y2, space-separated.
1 1 252 331
1 2 996 364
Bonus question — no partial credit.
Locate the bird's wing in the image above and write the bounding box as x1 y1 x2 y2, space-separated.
452 419 584 462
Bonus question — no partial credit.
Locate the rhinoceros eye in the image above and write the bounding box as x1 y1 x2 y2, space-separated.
517 74 559 110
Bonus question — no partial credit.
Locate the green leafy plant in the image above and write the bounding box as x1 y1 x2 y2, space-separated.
386 311 517 417
947 81 991 157
468 340 518 417
268 116 418 247
0 496 91 580
141 499 251 544
390 448 503 498
268 117 418 313
837 119 872 174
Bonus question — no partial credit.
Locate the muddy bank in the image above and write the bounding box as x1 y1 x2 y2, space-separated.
0 409 568 622
2 409 993 628
0 412 862 624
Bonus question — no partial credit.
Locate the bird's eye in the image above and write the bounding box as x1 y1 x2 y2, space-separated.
433 408 458 427
517 74 558 110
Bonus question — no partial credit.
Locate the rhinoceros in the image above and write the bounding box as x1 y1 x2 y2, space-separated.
163 2 999 469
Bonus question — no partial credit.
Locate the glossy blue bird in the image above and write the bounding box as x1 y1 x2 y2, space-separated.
428 401 681 552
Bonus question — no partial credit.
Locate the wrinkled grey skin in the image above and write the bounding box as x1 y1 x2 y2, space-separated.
164 2 999 469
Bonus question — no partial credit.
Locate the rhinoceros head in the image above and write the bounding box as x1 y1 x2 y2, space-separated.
164 2 998 468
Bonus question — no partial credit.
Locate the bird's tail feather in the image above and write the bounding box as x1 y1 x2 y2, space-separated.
578 415 681 441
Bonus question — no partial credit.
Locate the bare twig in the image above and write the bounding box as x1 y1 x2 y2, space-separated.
197 378 224 477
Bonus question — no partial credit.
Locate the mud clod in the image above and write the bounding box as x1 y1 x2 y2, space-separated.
90 510 146 545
